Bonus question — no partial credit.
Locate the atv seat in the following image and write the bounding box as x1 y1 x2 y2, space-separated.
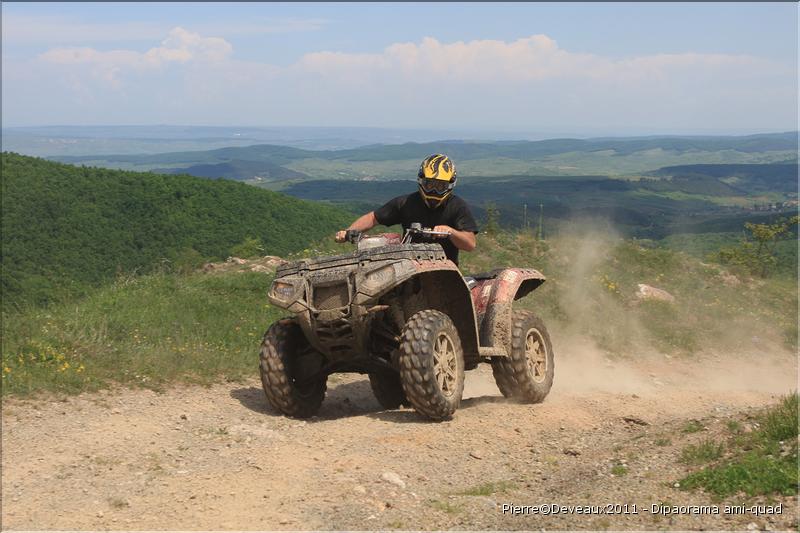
464 270 498 290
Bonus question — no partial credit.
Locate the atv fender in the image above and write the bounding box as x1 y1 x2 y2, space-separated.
471 268 546 350
412 270 480 361
353 261 480 361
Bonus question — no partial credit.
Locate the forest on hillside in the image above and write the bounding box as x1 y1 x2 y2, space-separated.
1 153 352 309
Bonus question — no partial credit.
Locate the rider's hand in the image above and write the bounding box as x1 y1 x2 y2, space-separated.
335 230 347 243
433 225 454 239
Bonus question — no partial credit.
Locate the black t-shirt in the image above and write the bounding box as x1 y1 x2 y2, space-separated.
373 192 479 265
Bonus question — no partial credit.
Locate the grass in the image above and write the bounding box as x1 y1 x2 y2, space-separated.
2 226 796 396
455 480 515 496
1 270 282 396
655 437 672 447
682 420 705 434
680 439 724 465
430 500 462 514
680 393 798 498
611 464 629 476
726 420 743 434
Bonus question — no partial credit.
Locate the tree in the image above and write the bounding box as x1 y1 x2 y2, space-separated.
484 202 500 235
717 216 799 278
229 236 265 259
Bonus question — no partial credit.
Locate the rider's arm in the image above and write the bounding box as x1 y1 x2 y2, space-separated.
450 228 477 251
434 226 477 251
433 198 478 252
335 212 378 242
349 211 378 232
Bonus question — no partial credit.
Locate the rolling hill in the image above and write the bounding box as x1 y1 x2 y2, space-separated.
51 132 798 181
649 163 798 193
1 152 353 309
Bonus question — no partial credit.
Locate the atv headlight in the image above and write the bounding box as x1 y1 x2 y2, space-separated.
270 280 297 301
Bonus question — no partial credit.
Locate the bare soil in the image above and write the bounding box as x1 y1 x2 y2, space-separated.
2 348 797 531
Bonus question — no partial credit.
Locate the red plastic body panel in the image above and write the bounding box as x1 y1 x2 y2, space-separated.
470 268 546 348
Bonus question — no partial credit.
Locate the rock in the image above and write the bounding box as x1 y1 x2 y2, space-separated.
622 416 649 426
469 450 484 460
202 263 217 272
262 255 287 267
353 485 367 495
380 471 405 489
746 523 759 531
180 414 188 420
226 256 247 265
719 272 741 286
562 448 580 456
96 511 104 518
636 284 675 302
250 265 271 273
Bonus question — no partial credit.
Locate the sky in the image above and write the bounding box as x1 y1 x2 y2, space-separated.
2 2 798 136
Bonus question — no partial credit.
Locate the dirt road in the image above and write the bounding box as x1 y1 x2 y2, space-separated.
2 348 797 531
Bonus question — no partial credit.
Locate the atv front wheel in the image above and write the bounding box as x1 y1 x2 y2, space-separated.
491 310 554 402
259 319 327 418
369 372 407 410
398 310 465 420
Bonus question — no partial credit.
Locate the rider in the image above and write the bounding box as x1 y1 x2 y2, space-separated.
335 154 478 265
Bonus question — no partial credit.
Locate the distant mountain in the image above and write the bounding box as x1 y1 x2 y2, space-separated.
649 163 798 193
154 160 311 181
1 153 352 308
5 125 532 156
56 131 798 163
48 132 797 182
56 143 317 166
283 160 797 239
327 132 799 161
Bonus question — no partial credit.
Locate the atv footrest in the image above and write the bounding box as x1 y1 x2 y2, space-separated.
478 346 508 358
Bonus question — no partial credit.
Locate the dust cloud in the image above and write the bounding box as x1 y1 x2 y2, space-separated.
464 218 798 401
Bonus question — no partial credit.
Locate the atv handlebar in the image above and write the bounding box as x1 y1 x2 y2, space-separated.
337 224 447 245
401 223 450 243
345 229 362 243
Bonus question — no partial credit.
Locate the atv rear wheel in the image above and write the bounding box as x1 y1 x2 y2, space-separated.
491 310 554 403
368 372 407 409
398 310 465 420
259 319 327 418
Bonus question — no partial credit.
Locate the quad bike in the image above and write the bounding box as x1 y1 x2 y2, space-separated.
260 224 554 421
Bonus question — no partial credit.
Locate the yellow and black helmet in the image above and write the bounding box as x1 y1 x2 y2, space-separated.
417 154 457 208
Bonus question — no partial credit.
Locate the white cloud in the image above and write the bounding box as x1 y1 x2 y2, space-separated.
295 35 782 84
40 27 232 68
6 31 796 131
38 27 233 87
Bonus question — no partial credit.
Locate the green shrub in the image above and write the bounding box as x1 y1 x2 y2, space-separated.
680 439 724 465
230 236 265 259
680 393 799 497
